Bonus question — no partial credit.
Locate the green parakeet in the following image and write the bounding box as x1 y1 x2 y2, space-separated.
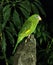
13 14 41 54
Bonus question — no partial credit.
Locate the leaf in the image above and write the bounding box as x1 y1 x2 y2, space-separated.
19 1 30 18
9 22 17 36
6 30 15 45
1 33 6 53
36 32 41 38
42 32 47 41
3 5 10 13
51 38 53 43
19 7 29 18
40 38 43 44
34 2 46 17
0 23 2 34
48 52 53 65
35 0 42 6
0 4 3 23
31 3 39 14
6 22 17 36
13 10 21 29
19 0 31 13
2 4 11 30
0 4 3 34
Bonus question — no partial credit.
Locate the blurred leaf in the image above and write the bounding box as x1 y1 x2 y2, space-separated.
13 10 21 29
19 0 31 13
35 0 42 6
1 33 6 53
0 24 2 34
2 4 11 30
34 2 46 17
42 25 45 31
48 52 53 65
19 1 31 18
37 26 40 32
3 5 10 13
40 38 43 44
51 38 53 43
42 32 47 41
6 30 15 45
31 3 39 14
6 24 17 37
0 4 3 23
0 4 3 34
19 7 29 18
37 32 41 38
9 22 17 36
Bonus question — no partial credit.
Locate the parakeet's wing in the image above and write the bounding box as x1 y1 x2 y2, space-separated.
18 19 32 37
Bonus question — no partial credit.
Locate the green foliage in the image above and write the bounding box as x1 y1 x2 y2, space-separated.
13 10 21 29
35 23 53 65
2 4 11 30
0 0 53 65
2 33 6 53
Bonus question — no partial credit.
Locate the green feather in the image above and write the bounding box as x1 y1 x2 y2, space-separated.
12 14 41 54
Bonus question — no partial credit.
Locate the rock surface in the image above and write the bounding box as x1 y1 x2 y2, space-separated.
13 35 36 65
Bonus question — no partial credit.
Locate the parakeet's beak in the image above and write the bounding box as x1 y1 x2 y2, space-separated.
38 16 42 21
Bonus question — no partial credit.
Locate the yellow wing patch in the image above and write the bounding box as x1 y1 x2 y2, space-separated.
25 29 30 34
19 29 30 36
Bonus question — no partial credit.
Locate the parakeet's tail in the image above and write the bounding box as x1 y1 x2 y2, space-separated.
12 36 24 54
12 40 20 54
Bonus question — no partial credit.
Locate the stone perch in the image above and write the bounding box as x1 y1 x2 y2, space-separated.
13 34 36 65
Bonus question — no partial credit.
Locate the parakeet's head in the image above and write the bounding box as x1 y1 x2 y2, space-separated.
28 14 42 27
28 14 42 23
32 14 41 21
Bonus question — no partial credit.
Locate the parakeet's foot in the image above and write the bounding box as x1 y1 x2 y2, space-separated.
25 35 31 43
30 34 35 42
25 39 27 43
28 35 31 39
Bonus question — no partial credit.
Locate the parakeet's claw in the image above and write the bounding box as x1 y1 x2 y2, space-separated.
28 35 31 39
25 35 31 43
30 34 35 41
25 39 27 43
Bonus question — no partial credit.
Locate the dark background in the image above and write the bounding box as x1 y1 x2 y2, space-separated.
40 0 53 36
